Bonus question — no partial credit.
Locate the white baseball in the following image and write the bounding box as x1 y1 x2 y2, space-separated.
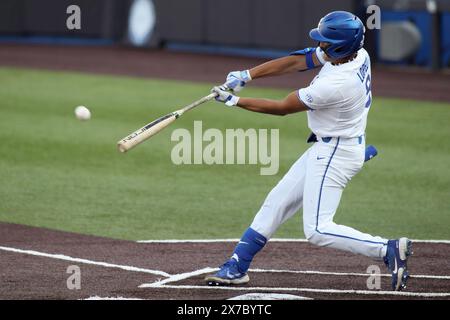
75 106 91 121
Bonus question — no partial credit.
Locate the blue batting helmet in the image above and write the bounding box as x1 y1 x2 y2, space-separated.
309 11 365 59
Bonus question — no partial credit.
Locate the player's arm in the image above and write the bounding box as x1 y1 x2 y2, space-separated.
238 91 308 115
250 49 324 79
212 87 308 116
225 47 328 92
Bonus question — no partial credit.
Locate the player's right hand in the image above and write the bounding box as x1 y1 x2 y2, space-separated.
211 86 239 107
225 70 252 92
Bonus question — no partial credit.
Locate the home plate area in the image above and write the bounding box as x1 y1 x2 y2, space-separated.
0 223 449 300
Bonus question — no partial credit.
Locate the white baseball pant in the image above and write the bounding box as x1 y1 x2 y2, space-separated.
250 136 388 259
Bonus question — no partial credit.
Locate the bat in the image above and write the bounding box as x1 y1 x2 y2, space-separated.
117 92 218 153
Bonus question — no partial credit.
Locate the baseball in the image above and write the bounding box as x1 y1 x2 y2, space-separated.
74 106 91 121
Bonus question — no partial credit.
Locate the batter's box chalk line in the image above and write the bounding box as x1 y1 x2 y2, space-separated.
0 245 171 277
139 267 450 298
249 268 450 280
83 296 143 300
148 284 450 298
140 267 216 288
139 266 450 288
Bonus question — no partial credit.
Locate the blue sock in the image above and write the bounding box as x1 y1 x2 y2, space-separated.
231 228 267 273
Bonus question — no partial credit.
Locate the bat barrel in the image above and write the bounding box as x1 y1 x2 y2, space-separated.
117 92 217 153
117 112 177 153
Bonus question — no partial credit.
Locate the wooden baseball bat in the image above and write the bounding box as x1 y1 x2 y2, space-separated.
117 92 218 153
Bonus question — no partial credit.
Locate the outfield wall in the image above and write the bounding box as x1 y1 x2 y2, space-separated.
0 0 449 68
0 0 352 47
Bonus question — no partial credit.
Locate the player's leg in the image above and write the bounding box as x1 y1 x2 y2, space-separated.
302 140 412 290
302 140 388 259
231 149 308 271
205 147 310 285
250 150 310 239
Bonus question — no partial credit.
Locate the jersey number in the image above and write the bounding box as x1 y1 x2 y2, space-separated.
365 74 372 109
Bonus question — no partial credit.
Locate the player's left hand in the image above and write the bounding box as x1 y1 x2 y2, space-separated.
211 86 240 107
225 70 252 93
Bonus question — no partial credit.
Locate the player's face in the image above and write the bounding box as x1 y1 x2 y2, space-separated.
319 42 332 60
319 42 331 51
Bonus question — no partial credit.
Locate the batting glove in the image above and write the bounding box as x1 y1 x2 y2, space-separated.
225 70 252 92
211 86 239 107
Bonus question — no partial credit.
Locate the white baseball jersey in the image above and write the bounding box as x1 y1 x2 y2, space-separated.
298 48 372 138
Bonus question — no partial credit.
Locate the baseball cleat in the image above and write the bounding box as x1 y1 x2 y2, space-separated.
384 238 413 291
205 259 249 286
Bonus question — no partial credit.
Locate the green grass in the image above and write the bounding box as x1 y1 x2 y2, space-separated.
0 67 449 240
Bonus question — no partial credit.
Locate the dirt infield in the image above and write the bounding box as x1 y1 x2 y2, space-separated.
0 43 449 103
0 223 448 300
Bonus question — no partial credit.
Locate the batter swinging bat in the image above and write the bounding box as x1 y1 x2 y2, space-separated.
117 92 218 153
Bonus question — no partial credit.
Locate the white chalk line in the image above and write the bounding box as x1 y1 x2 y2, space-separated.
150 284 450 298
139 265 450 298
83 296 143 300
140 267 216 288
249 268 450 280
139 266 450 289
137 238 450 244
0 246 170 277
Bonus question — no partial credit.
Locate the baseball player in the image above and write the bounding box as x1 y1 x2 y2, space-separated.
204 11 412 291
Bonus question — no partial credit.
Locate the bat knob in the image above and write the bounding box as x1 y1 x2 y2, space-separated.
364 145 378 162
117 142 128 153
